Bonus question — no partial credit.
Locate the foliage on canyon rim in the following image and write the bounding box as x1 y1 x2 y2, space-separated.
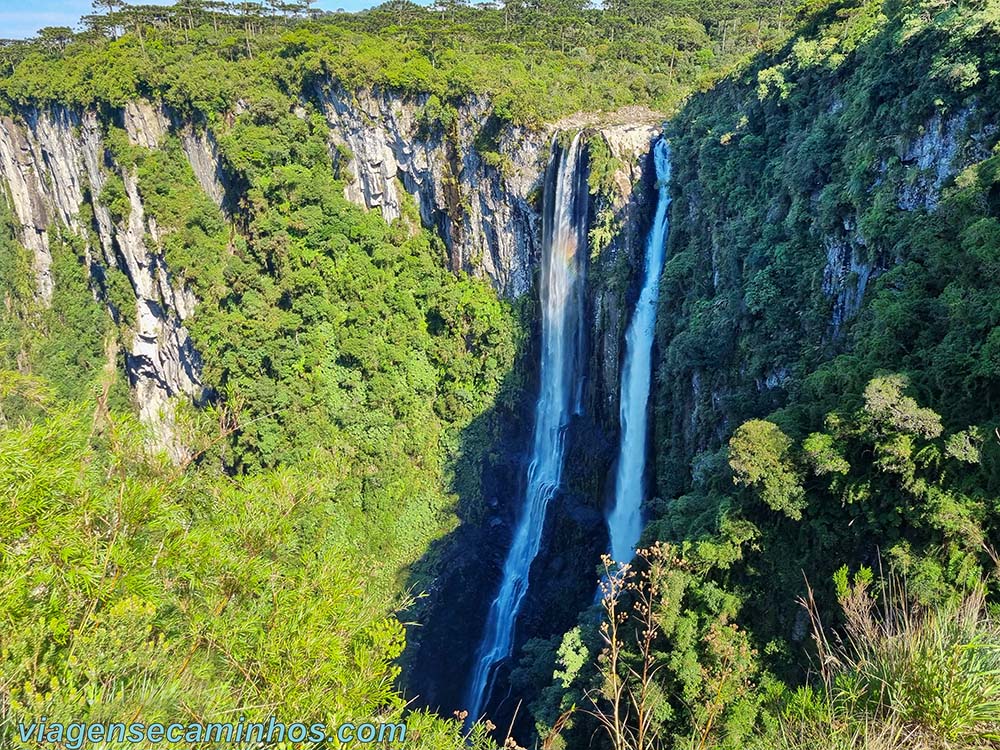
0 0 799 125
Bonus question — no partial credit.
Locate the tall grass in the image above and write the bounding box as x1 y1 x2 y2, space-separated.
777 570 1000 750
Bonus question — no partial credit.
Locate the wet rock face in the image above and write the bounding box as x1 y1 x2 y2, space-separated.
2 90 664 734
822 217 875 336
398 126 660 718
584 125 660 432
0 102 208 460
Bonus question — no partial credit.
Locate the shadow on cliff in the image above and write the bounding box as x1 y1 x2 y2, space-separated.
400 308 614 736
398 300 538 720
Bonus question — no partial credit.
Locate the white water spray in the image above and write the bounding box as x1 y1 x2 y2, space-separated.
464 133 588 722
607 139 672 565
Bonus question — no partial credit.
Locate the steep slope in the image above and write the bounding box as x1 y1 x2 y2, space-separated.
0 103 210 458
657 0 1000 483
0 92 656 453
653 2 1000 696
11 2 999 748
650 0 1000 626
0 75 533 750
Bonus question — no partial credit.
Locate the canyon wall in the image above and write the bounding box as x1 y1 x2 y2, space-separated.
0 91 660 722
400 122 660 718
656 37 1000 501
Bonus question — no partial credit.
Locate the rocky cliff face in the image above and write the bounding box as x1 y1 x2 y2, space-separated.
0 83 671 740
584 124 660 430
823 101 998 335
0 101 215 459
400 123 660 718
318 86 547 298
522 122 658 683
319 85 660 304
320 88 663 530
654 5 1000 503
317 91 664 623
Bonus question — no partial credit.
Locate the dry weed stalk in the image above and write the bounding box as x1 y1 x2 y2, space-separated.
586 543 674 750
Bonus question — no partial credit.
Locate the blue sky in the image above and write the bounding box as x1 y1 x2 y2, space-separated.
1 0 385 39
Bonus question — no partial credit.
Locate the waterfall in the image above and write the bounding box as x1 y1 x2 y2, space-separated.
607 138 672 565
464 132 589 722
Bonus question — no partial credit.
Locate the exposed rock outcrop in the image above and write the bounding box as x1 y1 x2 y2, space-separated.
399 124 660 717
822 102 999 333
0 102 207 459
319 85 660 301
822 217 875 335
319 83 660 429
178 126 231 212
895 104 996 212
584 124 660 431
318 86 548 298
1 88 660 461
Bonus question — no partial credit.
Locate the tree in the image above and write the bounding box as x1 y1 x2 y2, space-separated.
36 26 74 51
90 0 128 38
862 374 943 439
728 419 806 519
92 0 126 13
268 0 308 16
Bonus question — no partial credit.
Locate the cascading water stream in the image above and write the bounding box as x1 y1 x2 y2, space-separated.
606 138 672 565
464 133 588 722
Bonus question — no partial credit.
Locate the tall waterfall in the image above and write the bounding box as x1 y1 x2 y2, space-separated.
607 139 672 565
465 133 589 722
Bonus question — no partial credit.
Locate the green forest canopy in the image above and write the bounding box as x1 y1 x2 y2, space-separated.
0 0 802 124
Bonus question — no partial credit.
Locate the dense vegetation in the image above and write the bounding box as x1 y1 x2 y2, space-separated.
0 0 799 125
0 1 808 744
0 3 531 746
0 401 535 747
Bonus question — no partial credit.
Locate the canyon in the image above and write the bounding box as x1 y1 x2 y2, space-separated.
2 9 998 739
